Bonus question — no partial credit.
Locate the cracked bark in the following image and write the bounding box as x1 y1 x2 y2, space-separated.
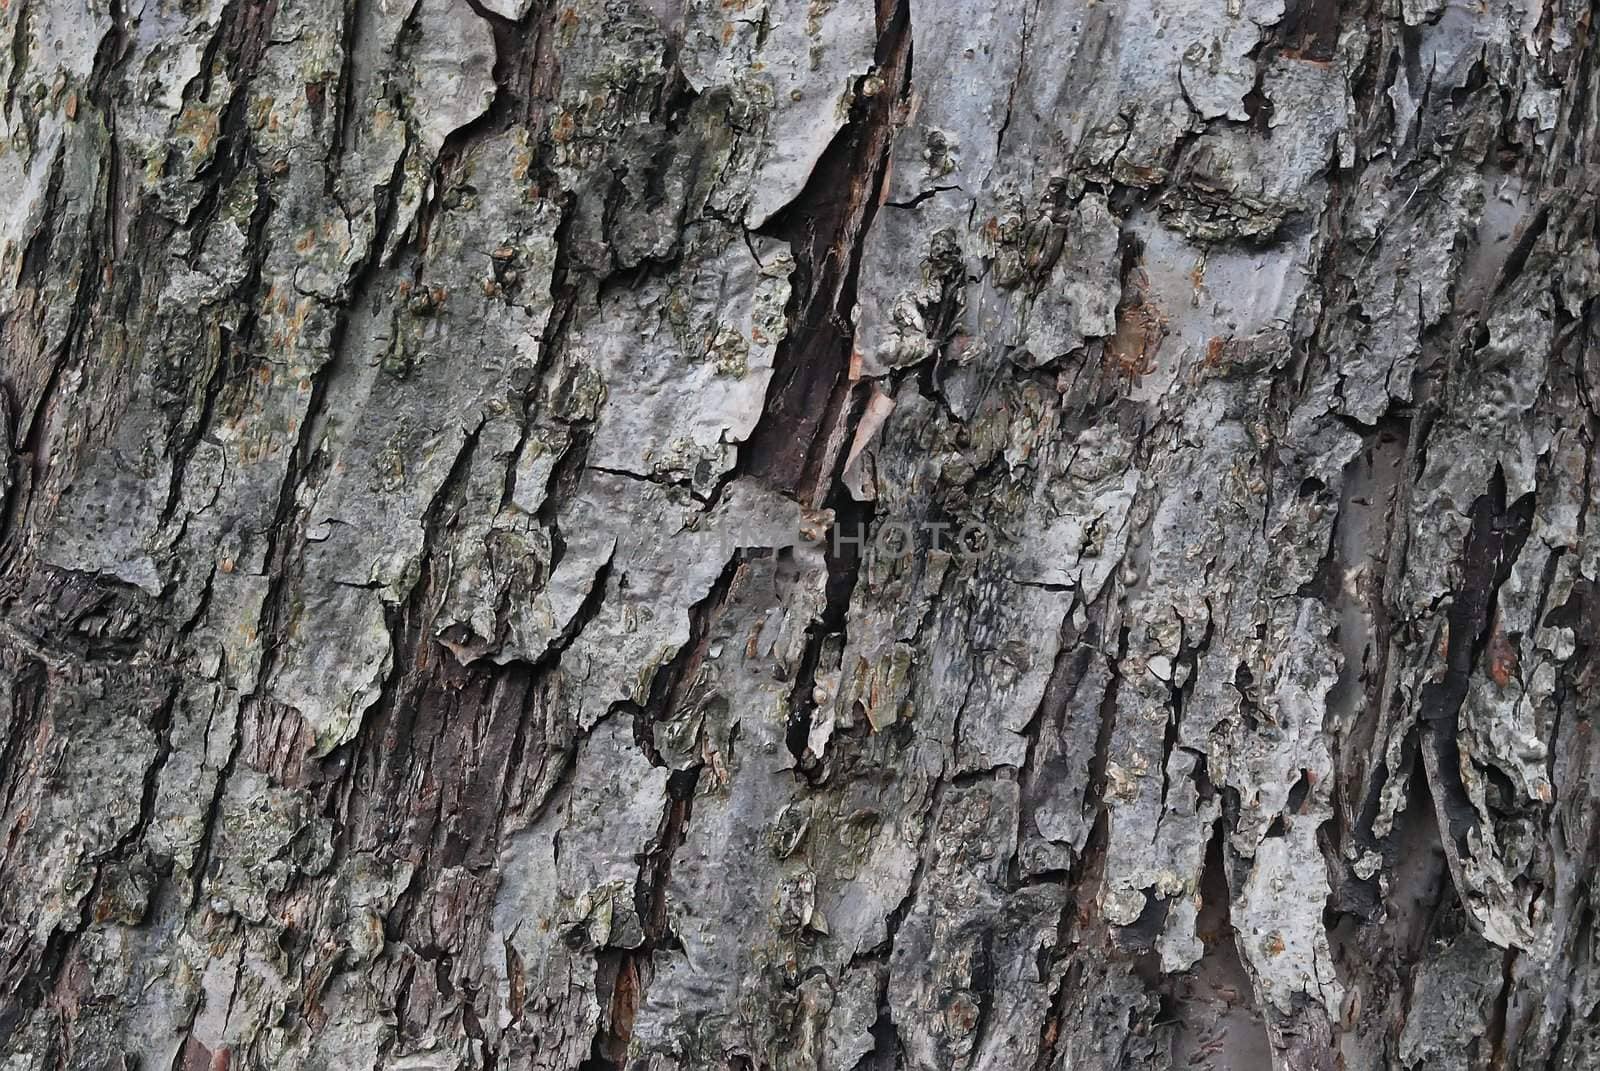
2 0 1599 1068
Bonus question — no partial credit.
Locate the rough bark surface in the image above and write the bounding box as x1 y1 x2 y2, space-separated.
0 0 1596 1067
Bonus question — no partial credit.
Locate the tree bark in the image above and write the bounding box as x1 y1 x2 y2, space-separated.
0 0 1596 1067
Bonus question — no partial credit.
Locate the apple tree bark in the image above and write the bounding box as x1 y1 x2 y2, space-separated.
0 0 1597 1068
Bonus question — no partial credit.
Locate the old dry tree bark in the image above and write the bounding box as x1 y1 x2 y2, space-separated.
0 0 1598 1066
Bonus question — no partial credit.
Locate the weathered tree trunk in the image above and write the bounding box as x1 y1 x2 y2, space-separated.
0 0 1595 1067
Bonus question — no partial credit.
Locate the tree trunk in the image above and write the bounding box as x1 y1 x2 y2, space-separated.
0 0 1595 1067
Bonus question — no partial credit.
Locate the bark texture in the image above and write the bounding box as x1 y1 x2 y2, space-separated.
0 0 1596 1067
